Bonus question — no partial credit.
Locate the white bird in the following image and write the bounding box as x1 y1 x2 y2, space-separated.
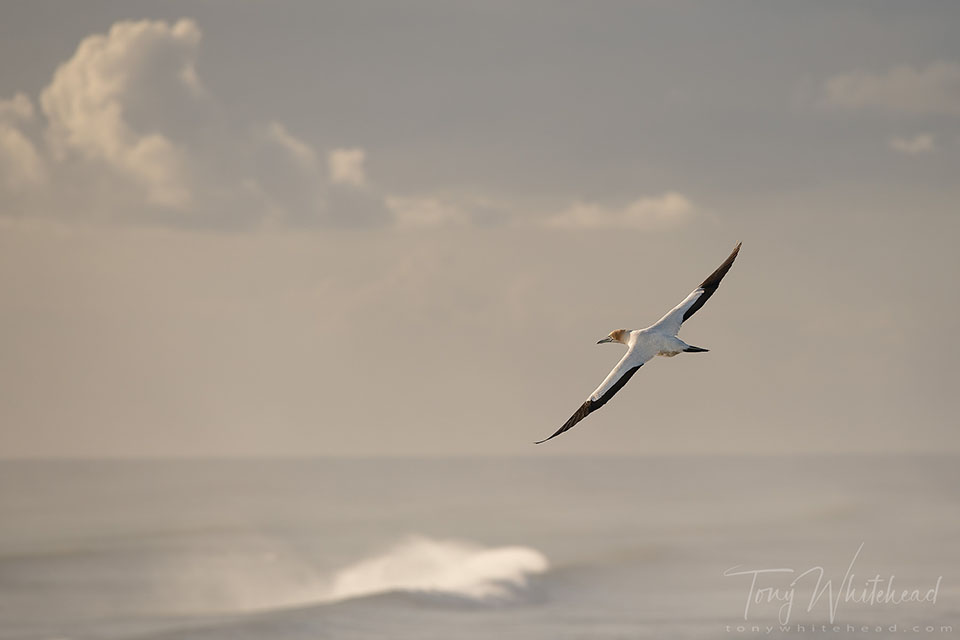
535 242 741 444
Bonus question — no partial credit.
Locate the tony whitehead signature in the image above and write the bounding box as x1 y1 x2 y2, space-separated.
723 544 942 624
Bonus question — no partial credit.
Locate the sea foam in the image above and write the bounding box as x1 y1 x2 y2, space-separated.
326 536 549 602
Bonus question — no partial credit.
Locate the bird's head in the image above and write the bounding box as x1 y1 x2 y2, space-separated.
597 329 629 345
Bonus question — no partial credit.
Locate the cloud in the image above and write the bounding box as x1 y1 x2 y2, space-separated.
0 93 35 122
822 61 960 116
328 148 367 187
386 196 470 228
545 191 695 230
0 18 703 232
0 94 47 192
39 19 200 209
888 134 935 155
0 19 388 228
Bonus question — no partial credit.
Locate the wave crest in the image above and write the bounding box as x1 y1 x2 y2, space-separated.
327 536 549 602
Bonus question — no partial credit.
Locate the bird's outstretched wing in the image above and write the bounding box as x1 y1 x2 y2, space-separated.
535 347 654 444
652 242 741 336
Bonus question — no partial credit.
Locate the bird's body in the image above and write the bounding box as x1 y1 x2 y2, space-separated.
536 242 741 444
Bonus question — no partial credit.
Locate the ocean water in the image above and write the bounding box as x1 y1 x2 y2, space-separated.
0 456 957 639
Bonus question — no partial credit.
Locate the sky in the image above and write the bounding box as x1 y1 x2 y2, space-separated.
1 1 958 457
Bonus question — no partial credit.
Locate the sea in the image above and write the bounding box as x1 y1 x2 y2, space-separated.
0 456 957 639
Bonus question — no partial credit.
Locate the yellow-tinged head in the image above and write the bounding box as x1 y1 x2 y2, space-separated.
597 328 629 345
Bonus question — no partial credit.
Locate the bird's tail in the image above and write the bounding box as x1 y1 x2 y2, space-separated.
683 345 709 352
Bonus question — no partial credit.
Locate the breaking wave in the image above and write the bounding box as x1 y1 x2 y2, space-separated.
326 536 549 603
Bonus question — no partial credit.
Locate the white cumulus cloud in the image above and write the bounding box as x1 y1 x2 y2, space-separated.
0 94 46 192
386 196 470 228
0 93 35 122
888 134 936 155
39 19 202 209
0 18 388 228
328 148 368 187
545 191 695 230
0 18 704 233
823 61 960 116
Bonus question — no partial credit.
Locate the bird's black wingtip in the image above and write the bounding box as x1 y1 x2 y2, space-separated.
534 432 562 445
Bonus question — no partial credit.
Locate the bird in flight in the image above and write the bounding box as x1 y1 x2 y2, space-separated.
535 242 741 444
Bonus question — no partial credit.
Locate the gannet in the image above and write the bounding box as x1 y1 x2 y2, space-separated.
535 242 741 444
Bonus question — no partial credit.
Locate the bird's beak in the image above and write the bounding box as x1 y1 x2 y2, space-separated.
597 337 613 344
